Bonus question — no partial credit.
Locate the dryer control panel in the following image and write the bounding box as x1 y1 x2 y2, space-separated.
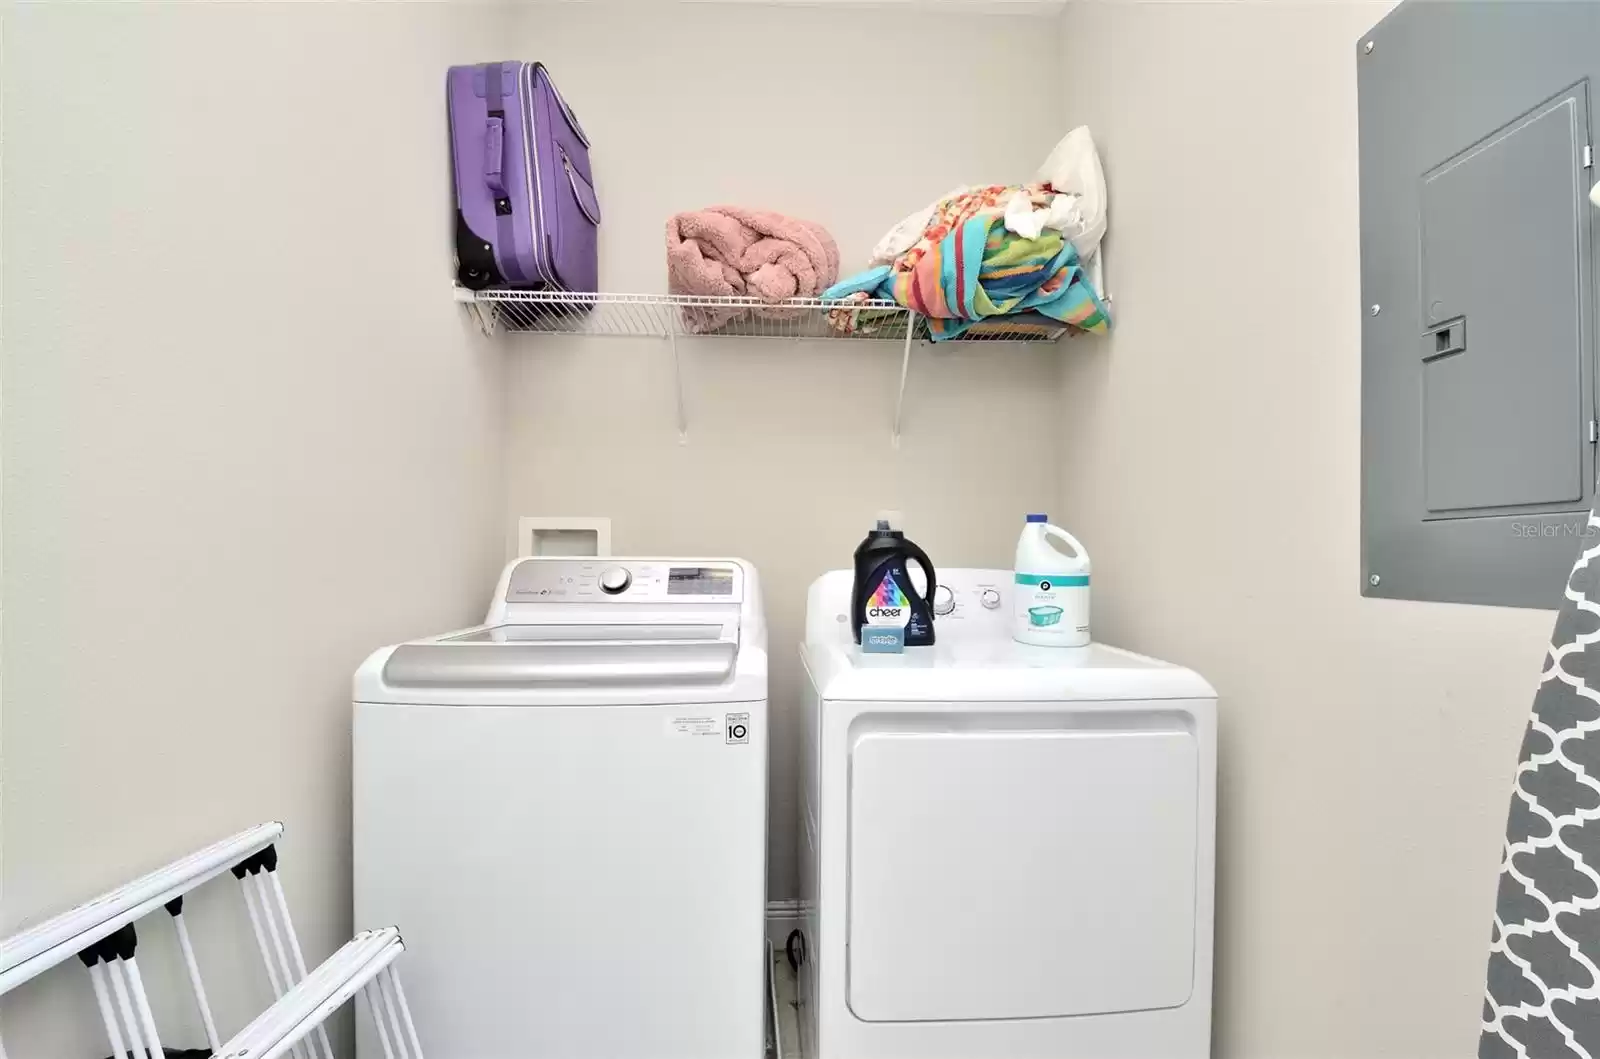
914 569 1012 642
806 569 1014 646
504 559 745 604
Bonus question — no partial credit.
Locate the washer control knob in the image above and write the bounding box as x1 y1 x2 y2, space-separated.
979 588 1002 610
599 567 632 594
932 585 956 616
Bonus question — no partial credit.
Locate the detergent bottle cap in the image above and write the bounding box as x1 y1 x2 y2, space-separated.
1026 513 1049 523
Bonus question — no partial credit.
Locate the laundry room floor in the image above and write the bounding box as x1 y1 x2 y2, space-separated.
771 946 801 1059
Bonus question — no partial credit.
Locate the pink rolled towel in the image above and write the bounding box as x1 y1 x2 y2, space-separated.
665 206 840 332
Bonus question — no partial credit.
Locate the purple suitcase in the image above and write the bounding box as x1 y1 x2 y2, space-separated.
449 62 599 292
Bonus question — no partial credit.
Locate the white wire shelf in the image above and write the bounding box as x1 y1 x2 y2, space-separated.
452 289 1075 343
454 265 1109 446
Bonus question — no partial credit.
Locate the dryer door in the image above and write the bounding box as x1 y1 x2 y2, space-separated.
846 709 1198 1022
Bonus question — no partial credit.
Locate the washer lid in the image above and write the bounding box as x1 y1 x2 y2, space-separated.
382 623 737 689
803 640 1214 703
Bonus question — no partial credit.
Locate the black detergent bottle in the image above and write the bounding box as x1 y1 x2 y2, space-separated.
851 519 938 647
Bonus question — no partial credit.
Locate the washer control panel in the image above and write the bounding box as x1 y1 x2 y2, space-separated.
506 559 743 603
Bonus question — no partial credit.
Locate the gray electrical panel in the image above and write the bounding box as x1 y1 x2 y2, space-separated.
1361 1 1600 608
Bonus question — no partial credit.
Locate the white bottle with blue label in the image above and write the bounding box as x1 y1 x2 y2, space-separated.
1013 513 1091 647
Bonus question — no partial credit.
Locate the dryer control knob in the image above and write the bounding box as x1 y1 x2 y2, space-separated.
599 567 632 594
979 588 1002 610
932 585 955 616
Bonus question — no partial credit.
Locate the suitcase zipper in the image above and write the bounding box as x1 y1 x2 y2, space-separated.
536 62 589 148
519 62 552 286
562 151 601 227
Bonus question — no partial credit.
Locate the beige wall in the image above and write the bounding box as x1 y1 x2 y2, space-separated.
5 3 1551 1057
1057 2 1555 1056
0 4 507 1053
501 2 1068 896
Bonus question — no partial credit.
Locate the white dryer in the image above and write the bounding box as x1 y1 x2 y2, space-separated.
797 569 1215 1059
354 557 768 1059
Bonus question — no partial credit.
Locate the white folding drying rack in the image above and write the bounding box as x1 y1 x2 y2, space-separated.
0 821 424 1059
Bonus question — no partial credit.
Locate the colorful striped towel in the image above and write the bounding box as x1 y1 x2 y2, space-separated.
823 214 1109 340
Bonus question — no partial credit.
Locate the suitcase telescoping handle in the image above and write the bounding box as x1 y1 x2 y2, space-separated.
484 115 505 198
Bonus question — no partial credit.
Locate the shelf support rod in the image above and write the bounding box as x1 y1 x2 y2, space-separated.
892 311 915 448
454 287 497 337
669 327 688 444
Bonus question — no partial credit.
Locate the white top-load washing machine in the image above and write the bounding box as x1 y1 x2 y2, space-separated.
797 569 1216 1059
354 558 768 1059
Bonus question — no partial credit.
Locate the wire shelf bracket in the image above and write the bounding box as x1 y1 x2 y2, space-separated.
892 324 914 449
668 328 688 444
